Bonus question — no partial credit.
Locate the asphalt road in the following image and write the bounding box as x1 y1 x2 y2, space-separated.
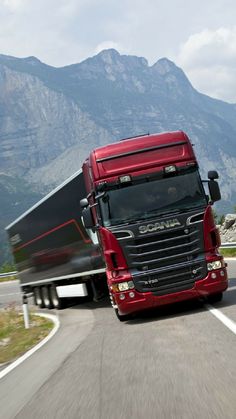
0 260 236 419
0 280 21 309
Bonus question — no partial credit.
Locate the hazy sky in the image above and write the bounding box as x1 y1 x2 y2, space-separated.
1 0 236 103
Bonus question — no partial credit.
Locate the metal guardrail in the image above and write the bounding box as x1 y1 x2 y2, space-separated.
220 243 236 249
0 271 17 278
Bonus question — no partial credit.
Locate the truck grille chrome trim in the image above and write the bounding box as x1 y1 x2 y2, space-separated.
186 212 204 225
119 216 206 294
111 230 134 240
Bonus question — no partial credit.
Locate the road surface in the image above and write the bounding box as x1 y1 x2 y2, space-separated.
0 260 236 419
0 280 21 309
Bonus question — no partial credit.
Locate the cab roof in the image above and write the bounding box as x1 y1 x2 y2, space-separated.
88 131 196 181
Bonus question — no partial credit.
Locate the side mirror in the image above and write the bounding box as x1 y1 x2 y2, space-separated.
208 180 221 202
82 207 94 229
80 198 89 209
208 170 219 180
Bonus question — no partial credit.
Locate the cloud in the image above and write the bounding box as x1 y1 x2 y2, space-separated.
1 0 236 104
177 27 236 103
2 0 28 12
0 0 87 66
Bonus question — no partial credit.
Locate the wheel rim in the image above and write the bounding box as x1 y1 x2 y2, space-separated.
51 287 59 308
35 288 42 305
42 287 51 307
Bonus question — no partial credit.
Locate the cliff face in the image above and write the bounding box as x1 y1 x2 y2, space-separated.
218 214 236 243
0 60 111 190
1 49 236 263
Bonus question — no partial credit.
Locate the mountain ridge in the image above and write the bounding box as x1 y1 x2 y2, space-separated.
1 48 236 263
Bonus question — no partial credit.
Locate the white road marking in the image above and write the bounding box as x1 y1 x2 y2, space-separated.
206 304 236 335
0 313 60 380
0 293 20 297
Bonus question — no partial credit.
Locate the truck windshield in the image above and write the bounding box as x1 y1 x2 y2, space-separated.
99 169 207 227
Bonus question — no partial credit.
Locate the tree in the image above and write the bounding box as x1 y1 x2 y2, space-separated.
0 261 15 273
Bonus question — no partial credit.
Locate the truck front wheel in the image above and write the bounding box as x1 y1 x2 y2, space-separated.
115 309 133 322
207 292 223 304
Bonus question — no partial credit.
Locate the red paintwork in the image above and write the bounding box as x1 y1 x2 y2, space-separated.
114 269 228 315
203 205 221 251
83 130 228 317
99 227 127 270
87 131 195 184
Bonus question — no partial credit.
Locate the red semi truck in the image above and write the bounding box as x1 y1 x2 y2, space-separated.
81 131 228 320
6 131 228 320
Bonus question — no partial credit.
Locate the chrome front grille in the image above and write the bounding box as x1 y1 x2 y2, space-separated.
113 217 206 295
125 226 201 271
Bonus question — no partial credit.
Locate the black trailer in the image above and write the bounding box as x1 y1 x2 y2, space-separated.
6 170 106 309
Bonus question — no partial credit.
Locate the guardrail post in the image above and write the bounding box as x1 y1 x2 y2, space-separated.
22 294 30 329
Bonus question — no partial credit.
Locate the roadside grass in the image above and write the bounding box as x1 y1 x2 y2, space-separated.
0 304 53 365
0 274 18 283
220 248 236 257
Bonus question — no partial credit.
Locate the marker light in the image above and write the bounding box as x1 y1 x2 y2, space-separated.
119 175 131 183
164 165 176 174
207 260 222 271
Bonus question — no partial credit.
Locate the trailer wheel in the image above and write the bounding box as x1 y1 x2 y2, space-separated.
34 287 45 308
50 285 64 310
42 286 53 309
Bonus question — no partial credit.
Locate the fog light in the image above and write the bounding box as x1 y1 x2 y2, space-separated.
119 293 125 300
164 165 176 174
220 270 225 277
207 261 222 271
211 273 217 279
119 175 131 183
129 291 135 298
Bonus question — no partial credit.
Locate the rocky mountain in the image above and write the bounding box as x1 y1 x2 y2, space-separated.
1 48 236 263
0 174 42 263
218 214 236 243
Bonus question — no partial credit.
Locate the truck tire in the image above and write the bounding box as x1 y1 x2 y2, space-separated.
50 285 64 310
34 287 45 308
115 309 132 322
208 292 223 304
42 286 53 309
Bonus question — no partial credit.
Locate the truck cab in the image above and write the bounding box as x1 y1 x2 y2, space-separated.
82 131 228 320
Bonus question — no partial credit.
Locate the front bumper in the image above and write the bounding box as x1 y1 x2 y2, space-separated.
113 267 228 315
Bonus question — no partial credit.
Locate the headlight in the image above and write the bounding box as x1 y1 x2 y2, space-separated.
117 281 135 292
207 260 222 271
118 282 129 291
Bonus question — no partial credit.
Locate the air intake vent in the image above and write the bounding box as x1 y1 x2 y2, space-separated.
187 212 204 225
112 230 134 240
